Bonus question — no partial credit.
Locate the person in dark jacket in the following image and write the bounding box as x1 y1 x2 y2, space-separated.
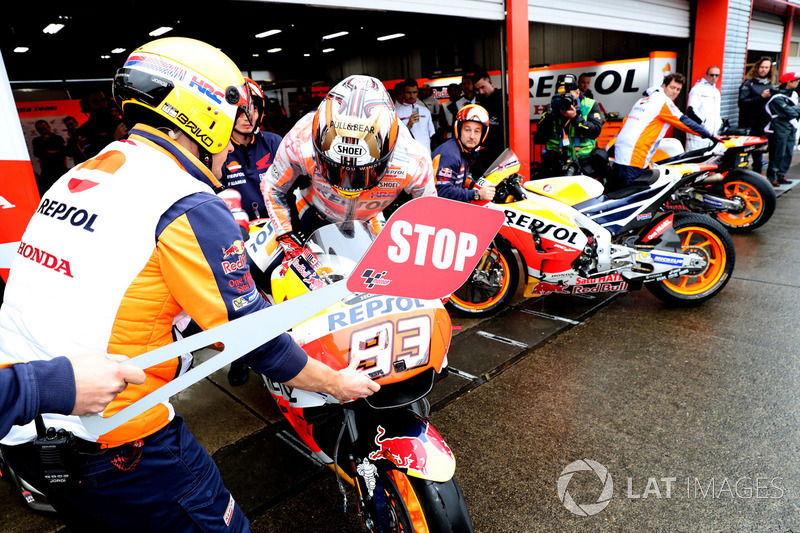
534 75 605 179
738 57 776 174
431 104 495 203
765 72 800 187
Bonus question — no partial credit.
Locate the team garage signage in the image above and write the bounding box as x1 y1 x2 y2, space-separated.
411 51 677 120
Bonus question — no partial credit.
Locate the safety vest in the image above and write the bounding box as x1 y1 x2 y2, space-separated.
544 97 598 159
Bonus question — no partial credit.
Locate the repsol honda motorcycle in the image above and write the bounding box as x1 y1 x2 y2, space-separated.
653 135 776 232
446 149 736 318
244 220 473 532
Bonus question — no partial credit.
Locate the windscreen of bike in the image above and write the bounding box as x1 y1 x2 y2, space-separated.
289 221 377 289
478 148 522 186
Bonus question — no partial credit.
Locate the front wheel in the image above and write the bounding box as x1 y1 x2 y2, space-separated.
445 237 519 318
375 469 473 533
715 169 776 232
646 213 735 306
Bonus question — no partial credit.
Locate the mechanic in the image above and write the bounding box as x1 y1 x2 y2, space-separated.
0 37 378 532
220 77 284 387
533 74 605 179
431 103 495 202
261 74 436 274
222 77 282 222
612 72 715 185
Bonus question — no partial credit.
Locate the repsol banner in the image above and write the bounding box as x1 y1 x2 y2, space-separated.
390 51 677 120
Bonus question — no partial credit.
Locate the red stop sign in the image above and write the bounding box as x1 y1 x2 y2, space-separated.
348 196 505 299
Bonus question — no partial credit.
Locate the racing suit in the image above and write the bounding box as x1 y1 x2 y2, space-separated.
686 78 722 151
0 124 308 530
261 113 436 239
613 87 712 184
431 137 480 202
223 130 282 220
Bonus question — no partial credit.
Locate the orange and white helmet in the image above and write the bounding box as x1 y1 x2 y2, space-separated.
312 75 399 197
455 104 490 151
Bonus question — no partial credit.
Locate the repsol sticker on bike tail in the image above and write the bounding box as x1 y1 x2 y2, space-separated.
348 196 504 300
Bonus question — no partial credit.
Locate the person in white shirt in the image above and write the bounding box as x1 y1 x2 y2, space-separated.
686 66 722 150
394 78 436 152
456 73 477 110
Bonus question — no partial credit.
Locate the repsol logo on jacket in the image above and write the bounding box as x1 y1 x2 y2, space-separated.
504 209 579 244
38 198 99 232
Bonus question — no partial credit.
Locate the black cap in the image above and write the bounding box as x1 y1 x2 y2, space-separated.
556 74 578 94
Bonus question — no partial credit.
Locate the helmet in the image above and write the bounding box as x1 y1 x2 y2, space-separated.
244 77 264 121
312 75 399 197
454 104 490 151
235 77 264 134
113 37 252 155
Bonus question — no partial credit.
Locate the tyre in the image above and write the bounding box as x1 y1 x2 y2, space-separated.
376 469 474 533
445 237 519 318
646 213 735 306
715 169 776 232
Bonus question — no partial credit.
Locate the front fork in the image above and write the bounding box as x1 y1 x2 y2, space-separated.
344 401 454 532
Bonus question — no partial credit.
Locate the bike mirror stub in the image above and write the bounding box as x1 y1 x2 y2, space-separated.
348 196 505 300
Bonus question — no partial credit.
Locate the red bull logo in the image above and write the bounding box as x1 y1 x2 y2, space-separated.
529 282 569 295
368 424 453 477
222 240 246 257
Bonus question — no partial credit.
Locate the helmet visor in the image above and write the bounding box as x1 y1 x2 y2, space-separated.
316 149 390 194
226 83 254 126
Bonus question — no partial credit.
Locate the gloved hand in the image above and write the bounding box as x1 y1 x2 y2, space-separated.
277 232 305 275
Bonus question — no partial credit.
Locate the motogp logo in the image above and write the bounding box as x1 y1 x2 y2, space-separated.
360 268 391 289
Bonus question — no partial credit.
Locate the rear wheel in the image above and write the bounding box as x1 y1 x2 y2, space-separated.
445 237 519 318
646 213 735 306
715 170 776 232
374 469 473 533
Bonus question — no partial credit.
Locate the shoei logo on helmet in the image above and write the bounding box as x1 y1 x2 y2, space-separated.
189 75 224 105
328 137 375 167
333 140 367 158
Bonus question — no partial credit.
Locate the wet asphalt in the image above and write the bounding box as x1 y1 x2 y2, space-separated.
3 165 800 533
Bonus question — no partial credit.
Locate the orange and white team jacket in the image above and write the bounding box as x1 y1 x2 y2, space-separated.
261 114 436 237
613 88 708 169
0 125 307 447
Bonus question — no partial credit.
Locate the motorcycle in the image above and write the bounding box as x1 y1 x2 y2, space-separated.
446 149 736 318
245 220 474 532
652 135 776 232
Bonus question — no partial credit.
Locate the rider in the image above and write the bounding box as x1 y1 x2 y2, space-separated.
612 72 716 185
222 77 282 221
261 74 436 273
431 103 496 203
0 37 378 532
534 74 605 178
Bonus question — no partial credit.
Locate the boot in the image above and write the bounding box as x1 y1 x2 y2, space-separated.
227 360 249 386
